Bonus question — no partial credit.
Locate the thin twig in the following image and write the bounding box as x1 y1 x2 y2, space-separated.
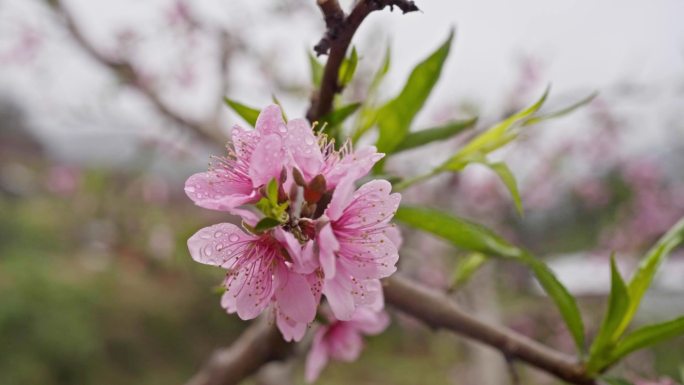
306 0 419 123
45 0 227 146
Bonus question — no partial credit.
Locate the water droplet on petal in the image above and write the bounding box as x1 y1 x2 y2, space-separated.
214 231 223 238
305 136 314 145
186 186 196 192
228 234 240 242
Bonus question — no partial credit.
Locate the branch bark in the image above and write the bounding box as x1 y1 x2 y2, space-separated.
45 0 227 146
186 275 596 385
185 318 292 385
306 0 419 123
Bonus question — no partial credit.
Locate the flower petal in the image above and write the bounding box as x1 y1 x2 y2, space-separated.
276 312 308 342
256 104 286 136
318 223 339 279
305 327 330 383
248 134 285 187
323 265 355 321
284 118 323 180
275 266 317 323
187 223 256 267
185 171 255 211
325 175 356 222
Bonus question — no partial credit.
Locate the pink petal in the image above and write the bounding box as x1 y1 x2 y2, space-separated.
276 312 308 342
325 175 356 221
273 228 317 274
349 308 390 335
185 171 255 211
255 104 286 136
284 118 323 179
353 279 384 313
220 290 237 314
384 225 403 248
324 146 384 188
231 125 259 158
187 223 256 266
274 266 317 323
318 223 339 279
338 233 398 279
323 266 355 321
327 324 363 362
305 327 330 383
234 263 276 320
338 180 400 229
248 134 285 187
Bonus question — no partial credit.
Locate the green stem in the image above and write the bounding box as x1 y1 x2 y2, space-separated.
393 169 441 192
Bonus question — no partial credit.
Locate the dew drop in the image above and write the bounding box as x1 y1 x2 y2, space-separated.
229 234 240 242
186 186 196 193
214 231 223 238
304 136 314 145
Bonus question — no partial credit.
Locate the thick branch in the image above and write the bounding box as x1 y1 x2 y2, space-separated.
45 0 226 146
306 0 419 122
383 275 596 385
185 318 292 385
187 275 596 385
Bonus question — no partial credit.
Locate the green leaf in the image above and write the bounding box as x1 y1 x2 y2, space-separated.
608 315 684 364
520 252 586 354
392 117 478 154
308 51 324 87
266 178 279 205
351 46 391 143
615 218 684 338
396 205 585 353
450 252 488 290
486 162 523 216
254 217 282 233
271 94 288 122
588 255 630 369
224 98 260 127
441 87 549 171
375 29 454 157
395 206 521 259
320 103 362 127
524 91 598 126
338 46 359 88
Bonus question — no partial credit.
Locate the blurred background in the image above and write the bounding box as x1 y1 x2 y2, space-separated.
1 0 683 384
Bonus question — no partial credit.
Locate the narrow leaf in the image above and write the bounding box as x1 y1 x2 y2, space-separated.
524 91 598 126
486 162 523 216
395 206 521 259
441 87 549 170
375 29 454 156
320 103 362 127
521 252 586 354
224 98 260 127
609 315 684 363
392 117 478 153
450 252 488 290
254 217 282 233
308 51 324 87
271 94 288 122
338 46 359 87
616 218 684 337
588 255 630 368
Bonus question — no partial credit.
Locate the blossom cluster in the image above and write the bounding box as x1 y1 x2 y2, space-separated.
184 105 400 350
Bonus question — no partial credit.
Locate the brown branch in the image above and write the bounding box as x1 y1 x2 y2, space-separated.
306 0 419 123
185 318 292 385
186 275 596 385
383 275 595 385
45 0 227 146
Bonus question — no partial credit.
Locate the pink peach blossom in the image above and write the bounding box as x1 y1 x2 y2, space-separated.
317 177 401 320
305 308 390 383
188 222 317 341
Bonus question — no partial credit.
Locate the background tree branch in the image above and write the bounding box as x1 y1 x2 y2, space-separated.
45 0 228 146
